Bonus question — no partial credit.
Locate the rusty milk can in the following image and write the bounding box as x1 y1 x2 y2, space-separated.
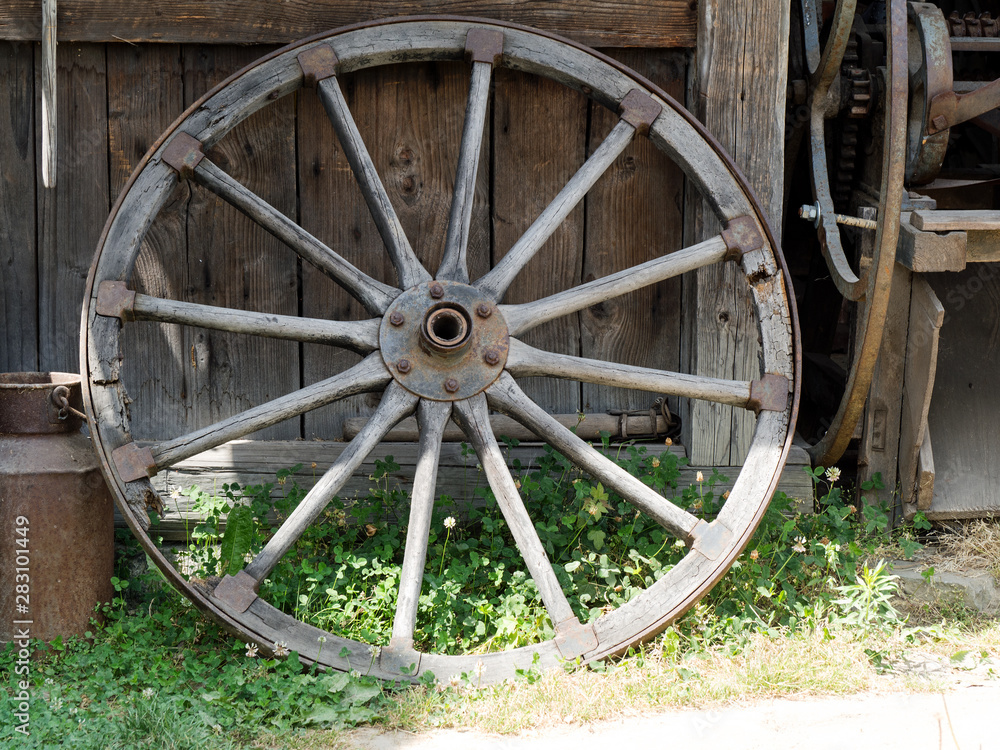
0 373 114 643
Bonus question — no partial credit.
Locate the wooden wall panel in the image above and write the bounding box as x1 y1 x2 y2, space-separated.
683 0 790 465
581 49 686 416
107 44 188 440
0 1 697 48
299 61 489 439
0 42 37 372
35 43 109 374
492 68 588 413
179 45 300 440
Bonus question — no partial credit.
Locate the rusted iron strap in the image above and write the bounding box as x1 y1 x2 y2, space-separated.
95 280 136 321
297 43 339 87
747 373 790 413
927 79 1000 134
111 442 157 482
618 89 662 136
465 27 503 66
689 519 734 561
161 132 205 179
554 617 599 659
212 570 260 614
721 215 765 262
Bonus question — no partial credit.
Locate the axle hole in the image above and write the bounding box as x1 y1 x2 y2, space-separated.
424 307 470 350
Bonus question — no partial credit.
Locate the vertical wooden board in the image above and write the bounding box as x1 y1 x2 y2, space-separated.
581 49 686 416
35 43 109 374
181 45 300 440
899 276 944 505
0 42 37 372
299 61 489 439
682 0 789 465
106 44 189 440
924 266 1000 518
858 200 912 504
493 67 588 413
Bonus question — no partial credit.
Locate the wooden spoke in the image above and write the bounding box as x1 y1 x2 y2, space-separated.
151 353 390 470
505 339 752 408
126 292 379 352
501 234 728 336
438 60 493 283
316 76 432 289
452 394 578 628
193 158 397 314
475 119 637 301
244 382 418 583
389 400 452 650
487 373 701 540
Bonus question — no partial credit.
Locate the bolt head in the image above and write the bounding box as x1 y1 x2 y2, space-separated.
396 359 411 374
389 311 405 326
476 302 492 318
444 378 459 393
484 350 500 366
429 282 445 299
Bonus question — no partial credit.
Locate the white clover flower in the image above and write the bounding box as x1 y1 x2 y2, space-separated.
825 467 841 483
44 678 54 685
674 539 686 548
245 642 259 658
444 516 456 530
51 698 63 711
273 641 290 657
170 487 182 500
317 635 328 644
792 536 807 554
474 659 486 678
142 687 156 700
368 644 381 659
449 674 462 688
696 471 704 483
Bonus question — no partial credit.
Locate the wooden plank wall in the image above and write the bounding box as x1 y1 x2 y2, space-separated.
0 38 695 444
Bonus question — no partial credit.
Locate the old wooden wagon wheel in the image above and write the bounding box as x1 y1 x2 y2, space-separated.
795 0 907 466
82 17 799 683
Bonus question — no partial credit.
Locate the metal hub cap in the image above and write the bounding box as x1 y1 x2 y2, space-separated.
379 280 509 401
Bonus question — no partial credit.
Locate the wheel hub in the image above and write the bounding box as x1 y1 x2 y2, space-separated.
379 280 509 401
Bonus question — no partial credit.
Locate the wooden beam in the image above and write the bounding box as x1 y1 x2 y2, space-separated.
120 439 813 539
895 218 966 273
899 277 944 506
0 1 697 48
682 0 790 466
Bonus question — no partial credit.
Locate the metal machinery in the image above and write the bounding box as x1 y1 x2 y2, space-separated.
786 0 1000 520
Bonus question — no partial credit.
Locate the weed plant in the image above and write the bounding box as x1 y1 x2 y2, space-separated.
1 440 935 747
180 438 925 656
0 534 388 749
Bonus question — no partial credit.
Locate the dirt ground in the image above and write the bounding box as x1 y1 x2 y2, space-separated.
344 682 1000 750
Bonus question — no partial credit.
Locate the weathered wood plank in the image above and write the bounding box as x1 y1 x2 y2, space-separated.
580 49 687 416
682 0 790 466
911 209 1000 232
922 267 1000 519
492 67 588 412
899 277 944 506
36 43 109 373
895 219 967 273
0 42 37 372
0 1 697 48
106 43 187 440
180 45 301 441
859 205 911 506
128 439 811 539
299 60 487 438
